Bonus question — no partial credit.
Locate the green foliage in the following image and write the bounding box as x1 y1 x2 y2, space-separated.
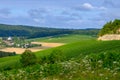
1 51 120 80
1 39 120 79
40 49 66 64
30 34 95 43
0 24 99 38
49 49 66 63
0 51 16 58
88 51 120 69
1 40 120 71
20 50 37 66
99 19 120 36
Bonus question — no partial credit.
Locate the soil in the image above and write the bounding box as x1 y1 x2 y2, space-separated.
98 34 120 41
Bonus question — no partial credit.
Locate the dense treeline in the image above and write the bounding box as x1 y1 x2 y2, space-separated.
99 19 120 36
0 24 99 38
0 51 16 58
73 29 99 36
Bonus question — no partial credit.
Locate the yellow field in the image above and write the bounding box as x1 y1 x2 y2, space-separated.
0 42 64 54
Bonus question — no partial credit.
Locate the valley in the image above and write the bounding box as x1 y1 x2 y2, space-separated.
0 20 120 80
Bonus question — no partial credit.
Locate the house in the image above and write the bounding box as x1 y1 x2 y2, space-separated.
7 37 12 41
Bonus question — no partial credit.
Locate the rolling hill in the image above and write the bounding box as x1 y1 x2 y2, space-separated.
0 40 120 79
0 24 99 38
28 34 95 43
1 23 120 79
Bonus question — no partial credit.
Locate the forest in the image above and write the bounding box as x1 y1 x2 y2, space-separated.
0 24 99 38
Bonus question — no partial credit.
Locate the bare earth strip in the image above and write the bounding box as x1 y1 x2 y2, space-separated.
0 42 64 54
98 34 120 41
31 42 64 47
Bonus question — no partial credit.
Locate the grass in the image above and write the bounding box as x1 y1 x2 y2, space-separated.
28 34 95 43
1 50 120 80
1 40 120 71
1 34 120 79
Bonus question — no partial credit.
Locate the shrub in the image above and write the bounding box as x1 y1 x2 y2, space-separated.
40 49 66 64
88 51 120 69
0 51 16 58
20 50 37 66
48 49 66 64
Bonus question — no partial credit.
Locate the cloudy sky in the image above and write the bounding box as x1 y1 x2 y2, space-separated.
0 0 120 29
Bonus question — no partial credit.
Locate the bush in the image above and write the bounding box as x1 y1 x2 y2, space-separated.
40 49 66 64
20 50 37 66
88 51 120 69
0 51 16 58
48 49 66 64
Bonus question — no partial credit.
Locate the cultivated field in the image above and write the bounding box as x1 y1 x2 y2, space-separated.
1 40 120 80
0 35 92 54
0 42 64 54
29 34 95 43
2 35 120 80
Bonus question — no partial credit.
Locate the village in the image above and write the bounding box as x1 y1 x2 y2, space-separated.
0 36 64 54
0 36 41 48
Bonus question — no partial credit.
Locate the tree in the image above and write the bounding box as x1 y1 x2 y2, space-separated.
99 19 120 36
20 50 37 66
48 49 66 64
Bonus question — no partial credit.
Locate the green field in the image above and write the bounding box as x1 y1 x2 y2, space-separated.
1 35 120 79
28 34 95 43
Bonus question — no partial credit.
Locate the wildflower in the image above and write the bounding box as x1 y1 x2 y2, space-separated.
99 73 104 77
53 78 58 80
82 71 86 74
91 71 94 74
98 60 103 63
69 76 72 80
87 67 91 70
42 78 47 80
40 71 43 74
113 72 117 76
113 61 117 64
107 68 110 71
59 73 63 75
110 70 114 73
105 77 108 80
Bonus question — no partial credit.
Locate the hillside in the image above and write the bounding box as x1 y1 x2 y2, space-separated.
98 19 120 40
0 24 99 38
99 19 120 36
0 40 120 70
0 40 120 79
0 24 72 38
28 34 95 43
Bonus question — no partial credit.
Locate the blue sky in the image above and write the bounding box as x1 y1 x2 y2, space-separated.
0 0 120 29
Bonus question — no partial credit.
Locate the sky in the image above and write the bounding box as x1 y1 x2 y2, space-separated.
0 0 120 29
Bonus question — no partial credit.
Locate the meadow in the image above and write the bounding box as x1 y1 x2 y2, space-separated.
28 34 95 43
0 35 120 80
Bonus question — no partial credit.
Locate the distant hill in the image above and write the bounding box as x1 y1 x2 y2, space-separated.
0 24 99 38
98 19 120 40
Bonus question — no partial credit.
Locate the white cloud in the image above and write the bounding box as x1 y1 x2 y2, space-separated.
74 3 107 11
82 3 94 10
33 18 40 23
99 7 107 10
33 18 46 24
